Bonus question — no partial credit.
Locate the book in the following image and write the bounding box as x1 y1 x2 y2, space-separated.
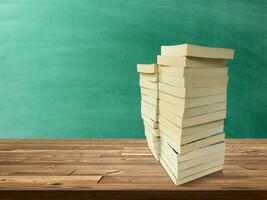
144 123 160 137
159 83 227 98
160 154 224 185
141 108 158 122
144 128 160 142
160 141 225 163
141 100 159 114
159 100 226 118
161 44 234 59
161 150 224 178
159 109 226 128
137 64 157 74
160 157 223 185
142 95 159 106
157 55 227 68
161 131 225 154
159 119 224 145
159 75 228 88
141 113 158 128
141 87 158 99
139 79 158 90
158 117 224 137
161 148 224 171
159 91 226 108
141 101 158 121
158 65 228 77
140 73 158 82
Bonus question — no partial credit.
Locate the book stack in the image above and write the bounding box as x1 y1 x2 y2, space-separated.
137 64 160 160
157 44 234 185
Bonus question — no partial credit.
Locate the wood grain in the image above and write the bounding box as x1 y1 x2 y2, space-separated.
0 139 266 199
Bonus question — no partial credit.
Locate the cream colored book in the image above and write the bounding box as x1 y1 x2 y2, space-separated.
158 65 228 77
159 83 227 98
160 156 223 185
145 133 160 153
161 151 224 179
144 128 160 142
161 140 225 163
159 100 226 118
161 131 225 154
147 143 161 161
161 44 234 59
159 109 226 128
137 64 157 74
157 55 226 68
139 80 158 90
142 114 158 128
161 148 224 171
141 100 159 114
141 87 158 99
159 120 224 145
144 123 160 137
146 136 161 161
146 139 160 152
142 95 159 106
158 116 223 137
159 91 226 108
140 73 158 82
141 106 158 121
159 75 228 88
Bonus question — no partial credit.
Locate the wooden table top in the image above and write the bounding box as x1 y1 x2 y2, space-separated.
0 139 266 199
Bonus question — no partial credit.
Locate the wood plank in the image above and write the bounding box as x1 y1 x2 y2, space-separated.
0 139 266 199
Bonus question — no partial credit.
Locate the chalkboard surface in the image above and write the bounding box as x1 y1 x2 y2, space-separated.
0 0 266 138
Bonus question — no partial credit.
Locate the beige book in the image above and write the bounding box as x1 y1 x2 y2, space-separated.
141 106 158 121
144 123 160 137
159 83 227 98
161 141 225 163
160 156 223 185
140 73 158 82
158 65 228 77
159 91 226 108
161 131 225 154
161 151 224 179
159 109 226 128
137 64 157 74
161 44 234 59
141 100 159 114
144 129 160 142
141 87 158 99
159 75 228 88
142 95 159 106
141 102 158 122
145 134 160 153
158 116 223 137
142 114 158 128
147 144 161 161
157 55 226 68
161 148 224 172
146 139 160 152
159 100 226 118
139 80 158 90
159 120 224 145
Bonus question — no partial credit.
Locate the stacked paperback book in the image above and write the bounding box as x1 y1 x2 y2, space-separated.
137 44 234 185
137 64 160 160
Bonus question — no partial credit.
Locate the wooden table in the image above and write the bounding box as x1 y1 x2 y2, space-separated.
0 139 266 199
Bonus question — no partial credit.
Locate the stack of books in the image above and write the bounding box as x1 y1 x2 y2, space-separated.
157 44 234 185
137 64 160 160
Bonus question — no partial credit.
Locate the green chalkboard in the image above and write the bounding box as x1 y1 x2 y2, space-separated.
0 0 266 138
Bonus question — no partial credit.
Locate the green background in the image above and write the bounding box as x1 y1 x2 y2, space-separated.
0 0 266 138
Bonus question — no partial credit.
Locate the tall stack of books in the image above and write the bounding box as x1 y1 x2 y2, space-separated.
137 64 160 160
157 44 234 185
